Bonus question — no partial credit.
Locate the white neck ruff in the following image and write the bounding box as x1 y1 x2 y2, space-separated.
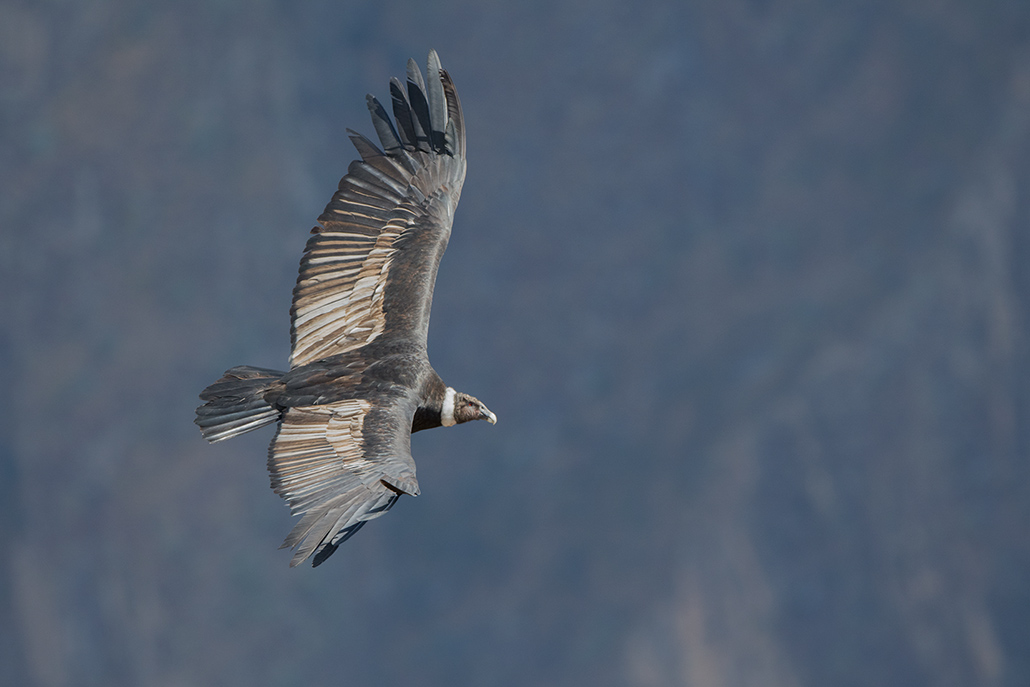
441 387 457 427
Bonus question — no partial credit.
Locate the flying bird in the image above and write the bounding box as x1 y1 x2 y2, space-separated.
195 51 495 567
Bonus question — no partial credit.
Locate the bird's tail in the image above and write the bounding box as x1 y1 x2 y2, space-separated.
195 366 286 442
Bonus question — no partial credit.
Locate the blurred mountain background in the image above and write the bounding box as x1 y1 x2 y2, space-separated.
3 0 1029 685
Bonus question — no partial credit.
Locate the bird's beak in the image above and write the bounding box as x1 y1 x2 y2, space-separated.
480 405 497 425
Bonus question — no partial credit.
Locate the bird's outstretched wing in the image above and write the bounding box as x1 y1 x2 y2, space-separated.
269 395 420 567
289 50 466 369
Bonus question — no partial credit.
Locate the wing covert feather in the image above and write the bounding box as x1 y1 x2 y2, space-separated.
269 397 418 567
289 52 466 369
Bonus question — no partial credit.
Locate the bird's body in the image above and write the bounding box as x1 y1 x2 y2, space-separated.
195 52 495 567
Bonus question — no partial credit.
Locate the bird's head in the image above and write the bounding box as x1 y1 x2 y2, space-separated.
443 388 497 426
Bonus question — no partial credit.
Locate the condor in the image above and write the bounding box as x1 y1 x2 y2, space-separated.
196 51 495 567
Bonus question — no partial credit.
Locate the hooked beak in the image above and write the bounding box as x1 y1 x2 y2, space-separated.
480 404 497 425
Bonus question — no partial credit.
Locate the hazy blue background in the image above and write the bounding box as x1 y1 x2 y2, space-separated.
3 1 1029 685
